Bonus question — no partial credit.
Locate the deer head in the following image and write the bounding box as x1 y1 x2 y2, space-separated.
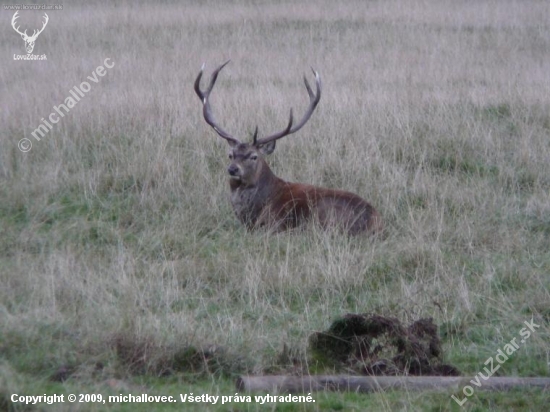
11 11 49 54
194 61 321 186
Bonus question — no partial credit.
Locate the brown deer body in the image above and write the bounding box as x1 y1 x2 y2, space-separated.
195 62 382 235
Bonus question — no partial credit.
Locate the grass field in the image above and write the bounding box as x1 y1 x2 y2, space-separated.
1 0 549 410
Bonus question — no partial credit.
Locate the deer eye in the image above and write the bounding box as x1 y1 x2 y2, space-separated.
250 154 258 161
228 153 233 159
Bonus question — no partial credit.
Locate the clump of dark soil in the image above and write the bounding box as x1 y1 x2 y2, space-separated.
309 314 460 376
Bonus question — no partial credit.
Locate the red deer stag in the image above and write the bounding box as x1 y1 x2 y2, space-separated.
194 61 382 235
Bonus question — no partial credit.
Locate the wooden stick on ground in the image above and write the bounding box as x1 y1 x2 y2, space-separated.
236 375 550 393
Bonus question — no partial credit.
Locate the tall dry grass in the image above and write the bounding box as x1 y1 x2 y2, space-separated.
1 0 549 404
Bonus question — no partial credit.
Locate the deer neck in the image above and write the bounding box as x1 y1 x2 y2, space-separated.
229 159 282 192
229 159 284 226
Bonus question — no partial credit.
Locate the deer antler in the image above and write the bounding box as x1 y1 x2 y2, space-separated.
28 13 49 41
194 61 241 146
254 68 321 146
11 11 27 38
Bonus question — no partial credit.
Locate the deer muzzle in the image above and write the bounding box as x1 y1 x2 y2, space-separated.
227 164 241 179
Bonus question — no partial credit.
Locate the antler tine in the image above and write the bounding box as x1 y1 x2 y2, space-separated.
290 68 321 134
255 69 321 146
302 67 319 101
193 64 206 101
255 109 294 146
194 60 240 145
252 126 259 145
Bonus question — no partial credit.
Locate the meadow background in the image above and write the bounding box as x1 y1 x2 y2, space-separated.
1 0 549 410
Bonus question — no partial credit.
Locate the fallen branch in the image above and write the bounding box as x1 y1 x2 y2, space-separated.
236 375 550 393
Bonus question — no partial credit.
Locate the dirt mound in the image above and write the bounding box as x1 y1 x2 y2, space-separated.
309 314 460 376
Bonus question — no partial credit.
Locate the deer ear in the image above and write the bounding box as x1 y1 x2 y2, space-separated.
227 138 238 148
257 140 276 155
